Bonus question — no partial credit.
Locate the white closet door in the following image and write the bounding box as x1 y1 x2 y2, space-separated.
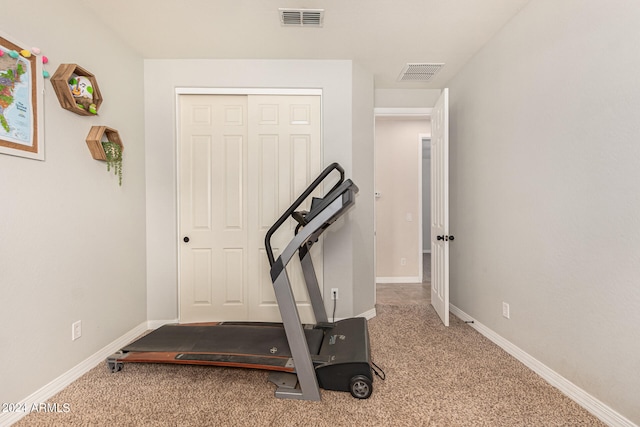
247 95 322 323
179 95 249 322
178 94 322 323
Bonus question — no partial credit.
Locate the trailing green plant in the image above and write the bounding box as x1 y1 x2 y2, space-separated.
101 141 123 186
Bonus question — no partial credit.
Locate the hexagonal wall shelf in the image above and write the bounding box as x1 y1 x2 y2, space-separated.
51 64 103 116
85 126 124 160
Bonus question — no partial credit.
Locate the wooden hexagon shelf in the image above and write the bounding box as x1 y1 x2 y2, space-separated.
86 126 124 160
51 64 103 116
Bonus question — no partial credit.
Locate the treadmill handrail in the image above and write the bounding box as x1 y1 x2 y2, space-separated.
265 162 345 266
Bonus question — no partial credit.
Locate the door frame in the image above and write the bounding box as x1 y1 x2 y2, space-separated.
419 133 431 260
373 108 432 287
176 88 323 96
175 87 323 321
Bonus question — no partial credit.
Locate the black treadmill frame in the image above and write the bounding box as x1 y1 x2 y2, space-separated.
106 163 372 401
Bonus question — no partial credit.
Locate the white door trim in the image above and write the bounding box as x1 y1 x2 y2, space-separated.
421 134 432 256
417 133 431 282
374 107 432 117
176 87 323 96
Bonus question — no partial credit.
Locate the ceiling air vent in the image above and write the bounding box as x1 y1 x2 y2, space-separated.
279 8 324 27
398 63 444 82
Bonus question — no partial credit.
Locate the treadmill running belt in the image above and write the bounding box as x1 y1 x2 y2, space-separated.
122 324 324 357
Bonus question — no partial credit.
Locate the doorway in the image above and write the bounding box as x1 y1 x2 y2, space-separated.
421 136 432 257
374 111 431 285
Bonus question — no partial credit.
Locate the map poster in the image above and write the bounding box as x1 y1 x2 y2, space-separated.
0 32 44 160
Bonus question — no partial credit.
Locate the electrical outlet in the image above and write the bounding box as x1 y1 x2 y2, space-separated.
72 320 82 340
331 288 339 300
502 302 510 319
400 258 407 266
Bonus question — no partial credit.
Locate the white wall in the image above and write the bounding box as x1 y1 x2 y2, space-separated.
0 0 146 406
144 59 375 321
447 0 640 423
375 89 441 108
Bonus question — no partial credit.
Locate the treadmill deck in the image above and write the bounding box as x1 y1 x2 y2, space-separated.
112 323 324 372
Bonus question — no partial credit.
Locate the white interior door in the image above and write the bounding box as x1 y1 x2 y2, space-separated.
178 94 322 323
431 88 450 326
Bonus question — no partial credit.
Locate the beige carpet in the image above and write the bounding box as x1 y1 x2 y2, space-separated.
15 304 604 426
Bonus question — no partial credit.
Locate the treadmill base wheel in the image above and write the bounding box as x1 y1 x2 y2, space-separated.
349 375 373 399
107 361 123 373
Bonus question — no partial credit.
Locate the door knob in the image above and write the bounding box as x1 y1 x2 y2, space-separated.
437 235 455 241
183 236 190 243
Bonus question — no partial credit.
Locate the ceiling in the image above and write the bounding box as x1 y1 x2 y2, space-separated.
84 0 530 89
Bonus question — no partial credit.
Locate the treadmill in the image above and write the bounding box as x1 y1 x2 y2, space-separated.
107 163 374 400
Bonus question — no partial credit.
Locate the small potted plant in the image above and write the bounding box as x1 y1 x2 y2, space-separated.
101 140 123 186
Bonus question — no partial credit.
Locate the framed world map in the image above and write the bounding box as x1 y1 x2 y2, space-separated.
0 31 45 160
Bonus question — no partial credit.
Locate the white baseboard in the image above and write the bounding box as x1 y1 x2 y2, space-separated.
376 276 421 284
148 318 178 329
0 321 148 427
328 307 377 323
358 307 377 320
449 304 637 427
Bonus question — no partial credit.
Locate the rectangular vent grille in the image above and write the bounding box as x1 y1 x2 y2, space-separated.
398 63 444 82
279 8 324 27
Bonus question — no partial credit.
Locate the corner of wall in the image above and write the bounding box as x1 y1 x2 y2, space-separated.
351 62 376 316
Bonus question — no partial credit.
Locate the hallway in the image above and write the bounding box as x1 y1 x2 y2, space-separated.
376 254 431 305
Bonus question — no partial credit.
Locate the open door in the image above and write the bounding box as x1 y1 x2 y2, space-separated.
431 88 450 326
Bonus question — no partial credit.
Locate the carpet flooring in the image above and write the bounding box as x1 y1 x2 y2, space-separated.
14 301 604 426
